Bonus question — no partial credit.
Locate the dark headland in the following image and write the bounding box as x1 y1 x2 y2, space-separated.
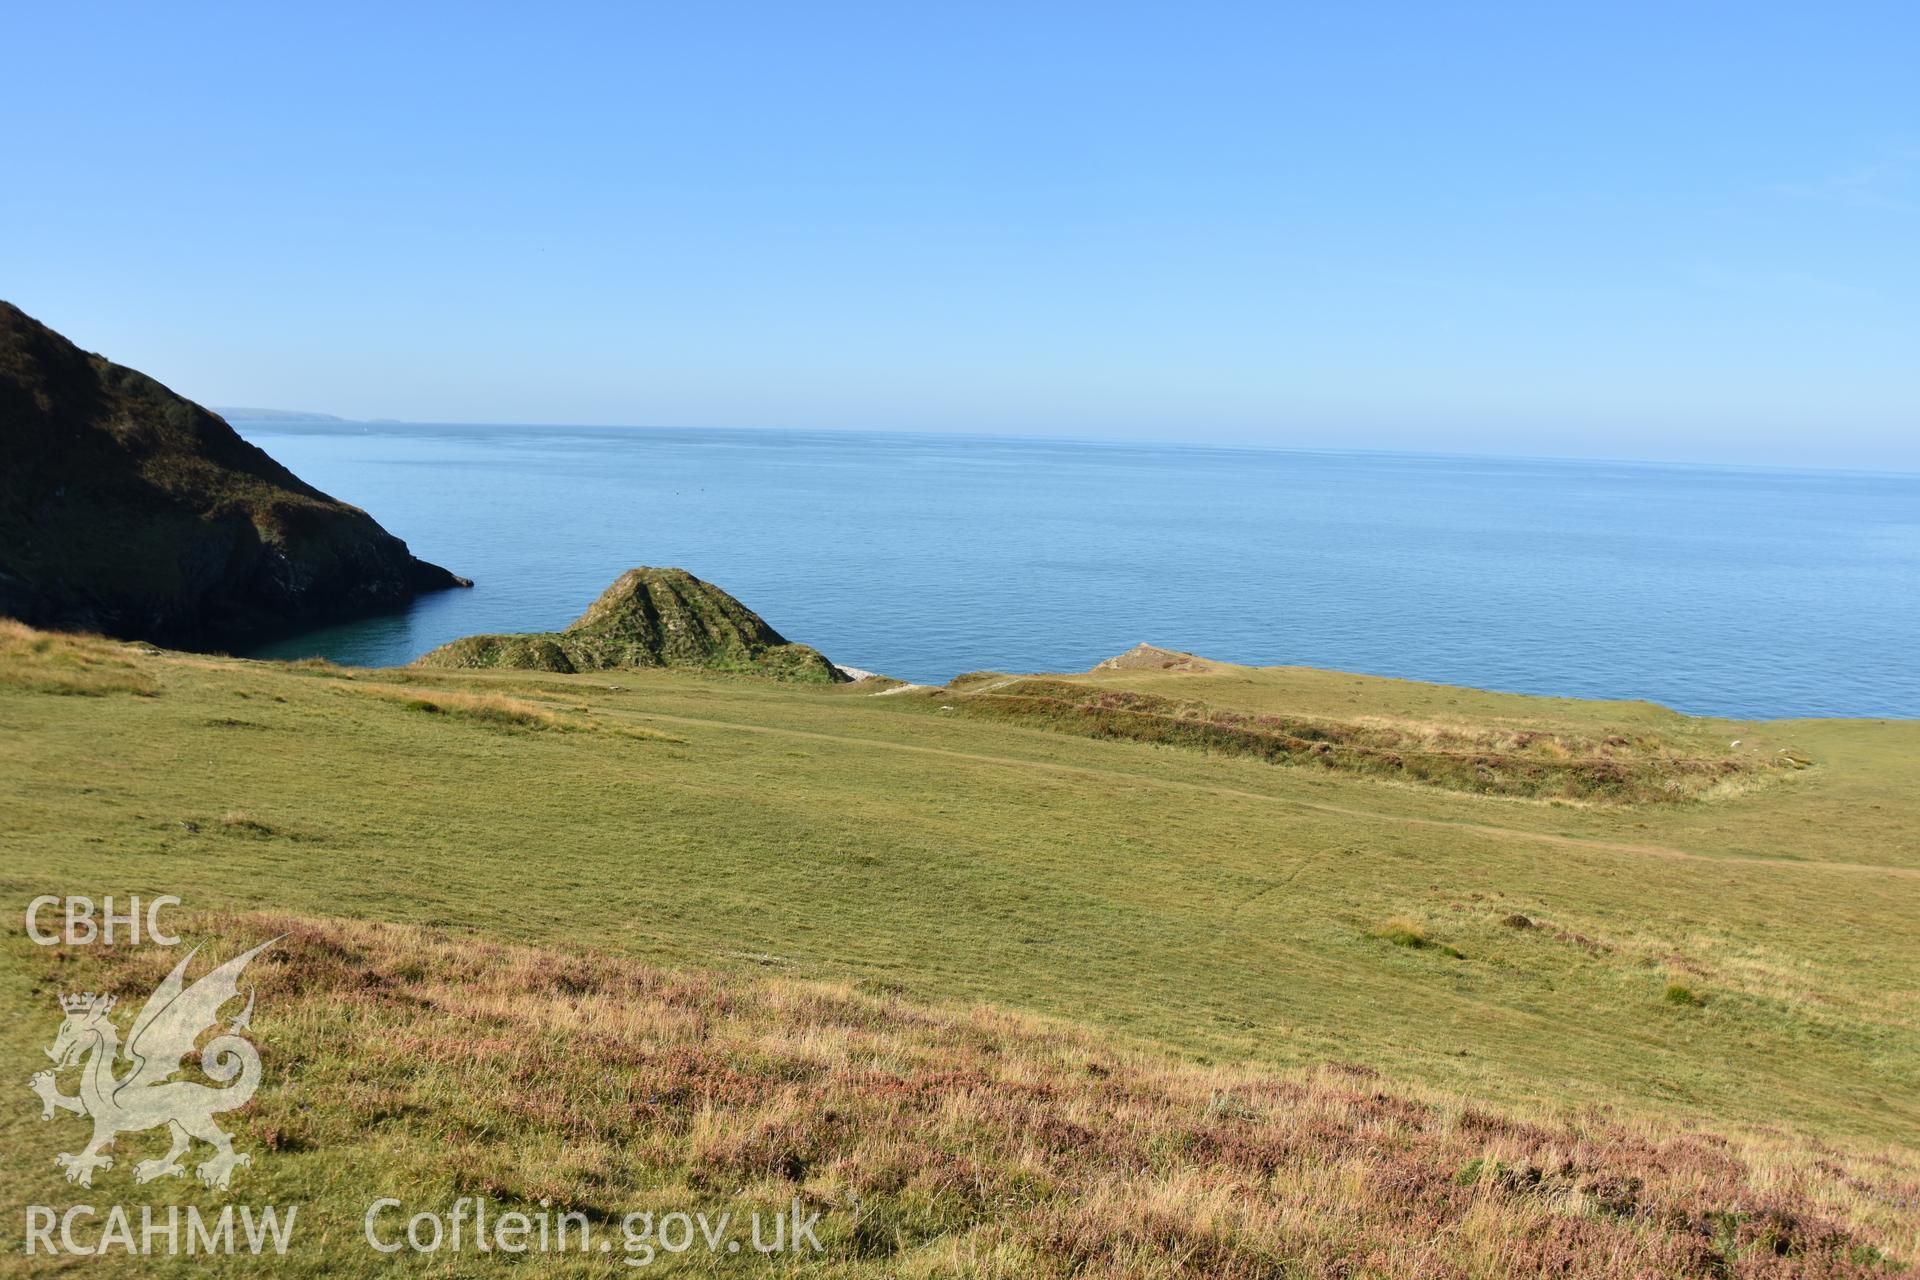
0 301 468 649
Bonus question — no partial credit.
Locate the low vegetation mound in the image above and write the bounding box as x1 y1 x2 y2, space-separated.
416 566 844 683
0 300 468 648
942 678 1790 802
1094 641 1222 673
16 913 1908 1278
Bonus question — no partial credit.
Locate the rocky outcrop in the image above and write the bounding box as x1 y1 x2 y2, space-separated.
0 301 467 648
417 567 844 683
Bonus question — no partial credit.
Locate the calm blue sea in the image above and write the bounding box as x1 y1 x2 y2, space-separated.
236 422 1920 720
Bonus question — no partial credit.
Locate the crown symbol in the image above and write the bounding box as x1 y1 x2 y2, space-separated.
59 992 115 1016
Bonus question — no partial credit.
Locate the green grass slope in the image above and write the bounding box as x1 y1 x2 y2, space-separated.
1 626 1915 1274
416 566 843 683
3 912 1911 1278
934 672 1795 803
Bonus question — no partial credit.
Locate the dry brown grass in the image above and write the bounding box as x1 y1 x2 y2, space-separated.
330 677 678 740
942 679 1793 804
394 685 571 728
0 619 158 695
31 913 1914 1278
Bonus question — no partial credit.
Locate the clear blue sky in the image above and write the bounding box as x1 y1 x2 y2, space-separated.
4 3 1915 468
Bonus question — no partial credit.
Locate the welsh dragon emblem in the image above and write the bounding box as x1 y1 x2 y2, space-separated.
28 937 279 1190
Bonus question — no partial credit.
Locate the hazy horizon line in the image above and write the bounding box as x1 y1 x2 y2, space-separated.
219 411 1920 480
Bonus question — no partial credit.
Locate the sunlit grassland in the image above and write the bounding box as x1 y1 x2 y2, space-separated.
1 628 1915 1164
2 914 1913 1278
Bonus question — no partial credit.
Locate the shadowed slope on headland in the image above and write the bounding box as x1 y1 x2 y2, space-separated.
0 300 467 648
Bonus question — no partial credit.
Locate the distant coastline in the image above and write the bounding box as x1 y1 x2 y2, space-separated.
212 406 349 423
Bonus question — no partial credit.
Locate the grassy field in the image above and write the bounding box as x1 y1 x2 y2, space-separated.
4 913 1913 1278
2 623 1916 1274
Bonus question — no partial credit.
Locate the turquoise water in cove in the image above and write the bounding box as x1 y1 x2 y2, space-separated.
236 422 1920 720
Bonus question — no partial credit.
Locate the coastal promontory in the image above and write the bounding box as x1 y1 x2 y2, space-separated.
417 566 844 683
0 301 468 648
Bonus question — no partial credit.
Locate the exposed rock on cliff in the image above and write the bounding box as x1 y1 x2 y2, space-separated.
0 301 467 647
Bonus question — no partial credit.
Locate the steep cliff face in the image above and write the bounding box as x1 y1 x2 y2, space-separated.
0 301 467 647
418 567 844 683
